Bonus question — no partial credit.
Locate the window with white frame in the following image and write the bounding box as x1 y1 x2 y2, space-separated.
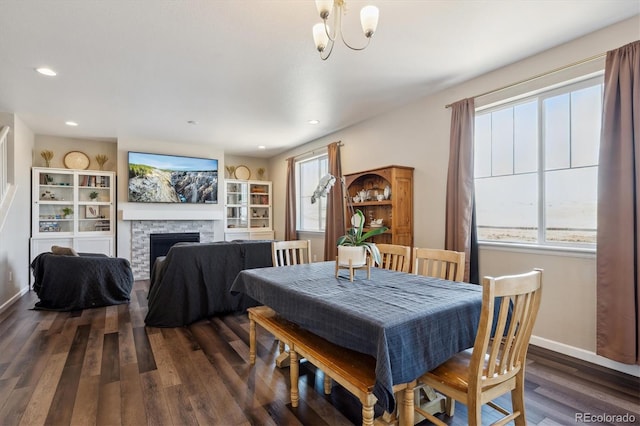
296 154 328 232
474 76 603 247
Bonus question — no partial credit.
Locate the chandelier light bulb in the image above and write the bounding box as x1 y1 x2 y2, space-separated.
360 5 379 37
315 0 333 19
313 23 329 52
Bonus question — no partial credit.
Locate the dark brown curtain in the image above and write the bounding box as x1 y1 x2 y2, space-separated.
444 98 479 284
323 142 346 261
284 157 297 241
596 40 639 365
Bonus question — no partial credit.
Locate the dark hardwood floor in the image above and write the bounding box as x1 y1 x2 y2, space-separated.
0 279 638 425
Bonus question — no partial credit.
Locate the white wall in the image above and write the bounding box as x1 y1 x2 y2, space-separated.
223 155 270 181
268 17 640 375
116 138 226 260
34 135 117 172
0 113 34 312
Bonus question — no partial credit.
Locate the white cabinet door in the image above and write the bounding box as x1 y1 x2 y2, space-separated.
74 237 113 255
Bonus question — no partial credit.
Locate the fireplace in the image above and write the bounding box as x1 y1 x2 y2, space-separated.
129 220 217 280
149 232 200 274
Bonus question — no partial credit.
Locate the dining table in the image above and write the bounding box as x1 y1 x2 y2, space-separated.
230 261 483 420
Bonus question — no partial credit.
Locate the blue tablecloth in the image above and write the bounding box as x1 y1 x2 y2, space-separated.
230 261 482 412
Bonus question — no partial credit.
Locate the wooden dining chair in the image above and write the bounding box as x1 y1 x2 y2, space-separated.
412 247 465 281
376 243 411 272
414 269 543 426
270 240 312 366
272 240 312 266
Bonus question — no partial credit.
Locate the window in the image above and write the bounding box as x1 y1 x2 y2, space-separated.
296 154 328 232
474 76 603 247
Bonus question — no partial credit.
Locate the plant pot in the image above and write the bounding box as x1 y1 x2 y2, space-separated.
337 245 367 267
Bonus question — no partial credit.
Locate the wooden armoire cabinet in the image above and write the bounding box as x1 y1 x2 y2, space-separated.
343 165 414 247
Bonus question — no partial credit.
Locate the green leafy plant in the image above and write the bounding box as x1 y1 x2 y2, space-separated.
89 191 99 200
62 207 73 217
336 209 388 265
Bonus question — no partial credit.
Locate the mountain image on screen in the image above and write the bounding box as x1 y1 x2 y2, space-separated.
127 153 218 203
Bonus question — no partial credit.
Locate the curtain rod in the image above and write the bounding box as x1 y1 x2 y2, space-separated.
445 52 607 108
285 141 343 162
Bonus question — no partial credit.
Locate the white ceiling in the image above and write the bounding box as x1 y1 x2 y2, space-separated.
0 1 638 158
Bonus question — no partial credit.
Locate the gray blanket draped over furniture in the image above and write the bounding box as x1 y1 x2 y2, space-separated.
145 241 273 327
31 252 134 311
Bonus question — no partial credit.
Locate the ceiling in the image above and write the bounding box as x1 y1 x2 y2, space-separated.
0 1 638 158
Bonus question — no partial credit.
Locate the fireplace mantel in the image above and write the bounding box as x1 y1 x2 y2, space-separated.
121 206 223 221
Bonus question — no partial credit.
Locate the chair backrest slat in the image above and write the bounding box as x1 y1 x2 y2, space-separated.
376 244 411 273
412 248 465 280
272 240 312 266
471 269 542 389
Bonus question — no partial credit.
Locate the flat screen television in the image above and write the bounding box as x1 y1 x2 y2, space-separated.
128 151 218 203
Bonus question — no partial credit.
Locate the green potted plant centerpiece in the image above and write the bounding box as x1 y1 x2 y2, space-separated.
337 209 388 267
89 191 99 201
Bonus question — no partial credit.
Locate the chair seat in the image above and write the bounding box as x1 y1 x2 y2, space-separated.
422 346 517 393
422 349 474 393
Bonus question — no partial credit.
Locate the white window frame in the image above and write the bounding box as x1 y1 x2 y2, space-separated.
474 75 603 251
295 153 329 233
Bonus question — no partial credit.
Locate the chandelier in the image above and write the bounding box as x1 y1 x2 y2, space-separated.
312 0 379 60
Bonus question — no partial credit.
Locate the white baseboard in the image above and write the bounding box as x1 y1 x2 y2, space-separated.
0 285 29 315
531 335 640 377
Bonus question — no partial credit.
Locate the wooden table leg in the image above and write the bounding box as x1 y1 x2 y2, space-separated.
400 381 416 426
249 316 256 365
290 349 299 408
362 394 377 426
323 375 332 394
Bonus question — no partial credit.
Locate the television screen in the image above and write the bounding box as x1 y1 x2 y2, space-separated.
128 151 218 203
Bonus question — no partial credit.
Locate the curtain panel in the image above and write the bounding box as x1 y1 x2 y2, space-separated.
445 98 479 284
323 142 346 261
596 40 639 365
284 157 297 241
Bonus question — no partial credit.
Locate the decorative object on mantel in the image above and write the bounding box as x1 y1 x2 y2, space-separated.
63 151 90 170
234 165 251 180
225 165 236 179
257 167 265 180
95 154 108 170
40 150 54 167
312 0 379 61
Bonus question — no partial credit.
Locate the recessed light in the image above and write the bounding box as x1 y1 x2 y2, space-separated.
258 145 266 150
308 120 320 125
65 121 78 127
187 120 198 125
35 67 57 77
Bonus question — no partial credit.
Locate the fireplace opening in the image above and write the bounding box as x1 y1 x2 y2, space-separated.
149 232 200 275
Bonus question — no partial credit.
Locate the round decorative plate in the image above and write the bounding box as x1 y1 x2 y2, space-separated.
234 165 251 180
63 151 90 170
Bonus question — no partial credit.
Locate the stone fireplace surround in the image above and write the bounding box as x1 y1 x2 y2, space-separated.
130 220 215 279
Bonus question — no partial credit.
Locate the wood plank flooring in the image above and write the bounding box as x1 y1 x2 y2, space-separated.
0 279 638 425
